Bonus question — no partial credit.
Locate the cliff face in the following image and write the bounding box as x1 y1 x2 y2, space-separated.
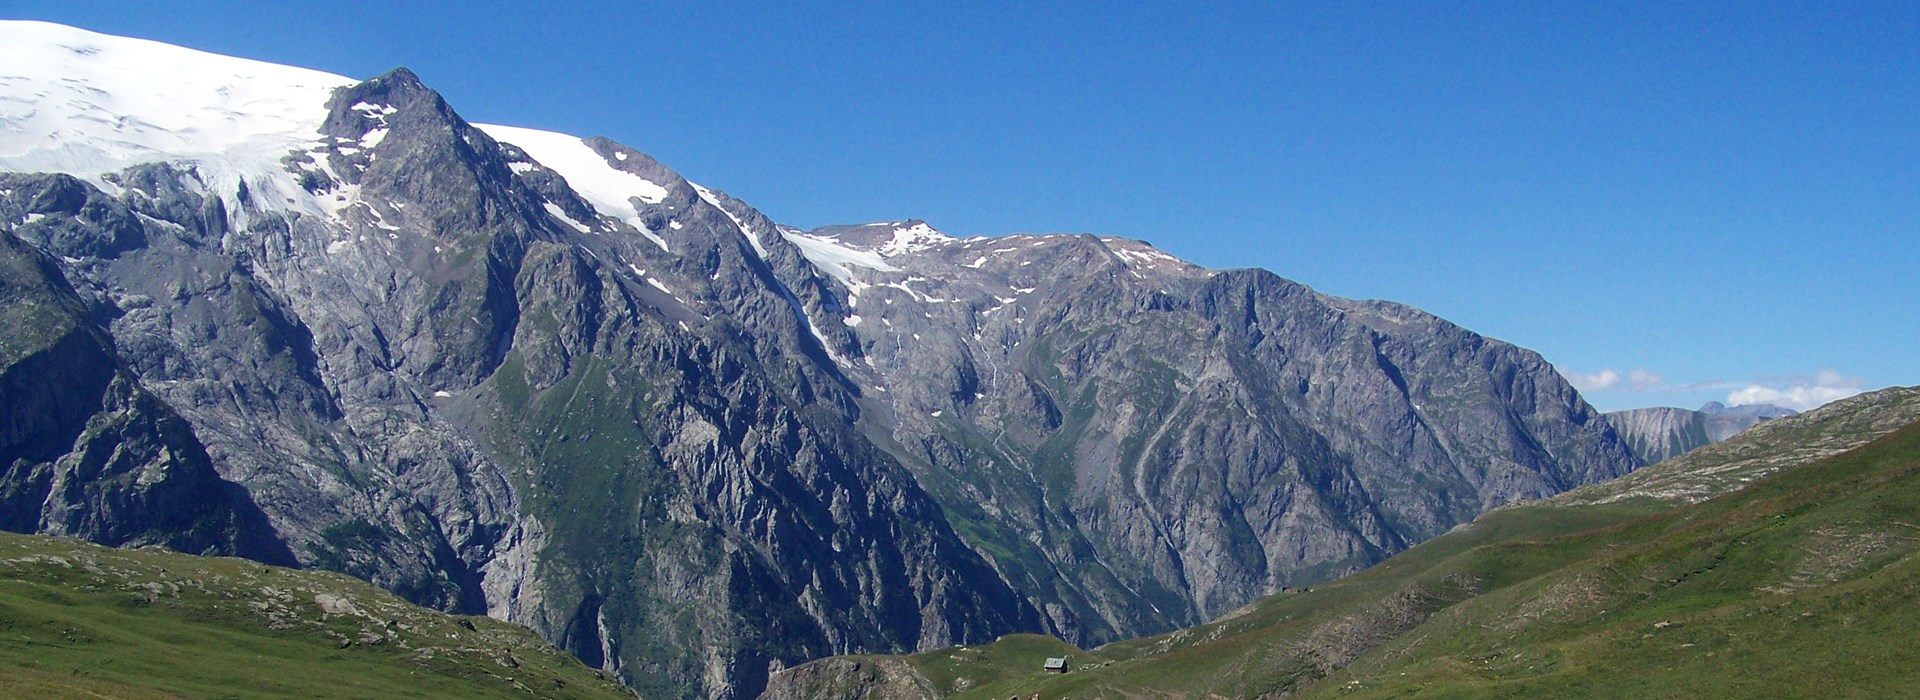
0 21 1640 698
0 226 287 562
1603 404 1789 466
767 230 1638 641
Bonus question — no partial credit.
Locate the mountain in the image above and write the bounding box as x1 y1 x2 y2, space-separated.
1603 402 1794 465
0 530 636 699
0 21 1637 697
810 230 1637 643
1700 400 1797 419
763 386 1920 698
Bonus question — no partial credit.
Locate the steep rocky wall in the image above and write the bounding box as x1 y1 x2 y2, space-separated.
1604 406 1776 465
0 227 288 563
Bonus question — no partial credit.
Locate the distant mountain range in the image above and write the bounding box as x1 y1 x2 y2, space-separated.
1604 401 1796 465
0 21 1642 697
1699 400 1798 418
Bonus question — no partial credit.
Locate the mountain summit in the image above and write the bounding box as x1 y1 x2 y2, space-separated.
0 20 1638 697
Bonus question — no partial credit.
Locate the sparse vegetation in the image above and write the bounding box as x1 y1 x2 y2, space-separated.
0 531 634 699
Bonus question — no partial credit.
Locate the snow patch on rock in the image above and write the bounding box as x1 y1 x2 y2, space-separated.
476 123 669 250
781 232 901 285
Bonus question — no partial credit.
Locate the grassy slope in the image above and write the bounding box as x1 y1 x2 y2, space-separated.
0 532 634 700
1327 418 1920 699
1557 386 1920 507
784 395 1920 699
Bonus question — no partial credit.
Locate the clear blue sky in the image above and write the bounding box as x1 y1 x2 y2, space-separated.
9 1 1915 411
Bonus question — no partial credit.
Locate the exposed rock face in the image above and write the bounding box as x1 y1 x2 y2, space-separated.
0 21 1641 698
0 227 288 562
772 229 1638 641
1604 403 1793 465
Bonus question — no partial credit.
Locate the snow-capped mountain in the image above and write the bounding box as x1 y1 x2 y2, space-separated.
0 20 1638 698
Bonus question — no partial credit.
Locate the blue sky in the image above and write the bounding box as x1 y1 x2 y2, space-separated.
9 2 1915 411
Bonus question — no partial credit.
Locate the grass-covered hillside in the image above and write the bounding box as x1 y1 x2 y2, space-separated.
763 387 1920 699
0 532 634 699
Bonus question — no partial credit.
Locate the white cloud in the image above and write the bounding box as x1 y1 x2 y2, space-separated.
1724 370 1863 411
1562 366 1867 412
1565 368 1671 392
1567 369 1621 391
